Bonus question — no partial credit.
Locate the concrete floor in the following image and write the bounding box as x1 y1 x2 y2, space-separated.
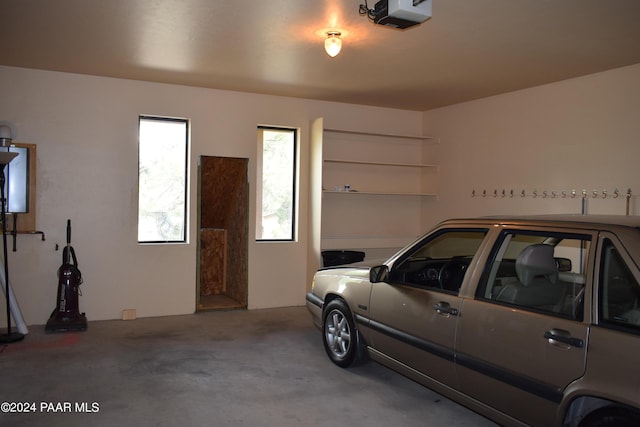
0 306 496 427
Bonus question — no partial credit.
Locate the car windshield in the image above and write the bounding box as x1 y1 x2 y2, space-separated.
410 231 485 260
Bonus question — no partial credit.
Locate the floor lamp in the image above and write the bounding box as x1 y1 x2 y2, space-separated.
0 149 24 343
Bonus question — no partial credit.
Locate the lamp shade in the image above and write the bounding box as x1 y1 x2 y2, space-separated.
324 32 342 57
0 151 18 166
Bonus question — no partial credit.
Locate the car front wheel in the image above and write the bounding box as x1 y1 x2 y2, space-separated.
322 300 359 367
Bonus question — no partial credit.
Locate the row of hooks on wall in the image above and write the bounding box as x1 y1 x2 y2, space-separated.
471 188 632 200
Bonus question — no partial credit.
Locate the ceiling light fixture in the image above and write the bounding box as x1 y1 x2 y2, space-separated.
324 31 342 57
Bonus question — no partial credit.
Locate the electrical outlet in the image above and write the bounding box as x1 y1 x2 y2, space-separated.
121 309 137 321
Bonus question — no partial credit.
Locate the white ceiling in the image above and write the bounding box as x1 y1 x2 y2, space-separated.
2 0 640 111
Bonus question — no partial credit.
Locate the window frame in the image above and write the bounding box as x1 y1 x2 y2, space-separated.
597 236 640 335
255 126 298 242
137 115 190 244
388 228 489 294
476 228 592 320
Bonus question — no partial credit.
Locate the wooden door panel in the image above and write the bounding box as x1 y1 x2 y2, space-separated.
199 229 227 296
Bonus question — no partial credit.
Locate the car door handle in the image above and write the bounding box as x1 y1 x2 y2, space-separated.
434 302 459 316
544 328 584 348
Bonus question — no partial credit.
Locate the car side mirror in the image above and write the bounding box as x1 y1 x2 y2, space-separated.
555 257 572 272
370 265 389 283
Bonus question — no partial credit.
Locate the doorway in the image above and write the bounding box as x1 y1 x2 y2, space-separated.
197 156 248 311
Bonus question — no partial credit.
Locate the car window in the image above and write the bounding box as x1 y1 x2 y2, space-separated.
599 239 640 332
477 230 590 320
389 229 488 294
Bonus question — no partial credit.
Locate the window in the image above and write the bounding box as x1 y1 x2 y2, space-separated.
389 229 488 293
256 127 297 241
599 239 640 331
478 230 591 320
138 116 189 243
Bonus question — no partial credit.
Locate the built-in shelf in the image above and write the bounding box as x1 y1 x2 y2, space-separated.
309 118 439 274
323 190 438 197
324 158 439 169
324 128 436 142
321 235 418 249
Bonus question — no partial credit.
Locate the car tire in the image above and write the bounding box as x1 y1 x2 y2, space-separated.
322 299 360 368
579 407 640 427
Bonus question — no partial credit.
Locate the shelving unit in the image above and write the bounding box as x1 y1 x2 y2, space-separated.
308 118 439 276
324 158 437 167
323 128 434 140
322 190 437 196
323 158 438 196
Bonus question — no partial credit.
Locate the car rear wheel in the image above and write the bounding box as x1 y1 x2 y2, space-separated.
322 300 359 367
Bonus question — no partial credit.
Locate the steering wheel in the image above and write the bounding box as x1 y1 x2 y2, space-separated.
412 267 442 288
438 259 469 291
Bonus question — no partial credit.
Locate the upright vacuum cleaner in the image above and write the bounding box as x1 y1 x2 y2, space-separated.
45 220 87 332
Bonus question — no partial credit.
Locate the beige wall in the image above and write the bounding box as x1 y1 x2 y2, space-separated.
422 63 640 229
0 65 422 325
1 62 638 326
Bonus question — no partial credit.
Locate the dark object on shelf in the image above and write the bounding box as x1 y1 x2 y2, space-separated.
46 220 87 333
322 250 365 267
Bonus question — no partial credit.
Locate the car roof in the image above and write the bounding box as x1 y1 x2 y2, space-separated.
441 214 640 231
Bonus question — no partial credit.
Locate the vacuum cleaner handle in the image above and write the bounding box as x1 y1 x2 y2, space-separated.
62 219 78 267
70 246 78 267
62 245 79 267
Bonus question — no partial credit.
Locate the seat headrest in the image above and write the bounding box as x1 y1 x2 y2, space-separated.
516 244 558 287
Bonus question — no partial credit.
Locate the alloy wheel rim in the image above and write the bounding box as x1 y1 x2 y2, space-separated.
325 309 351 358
